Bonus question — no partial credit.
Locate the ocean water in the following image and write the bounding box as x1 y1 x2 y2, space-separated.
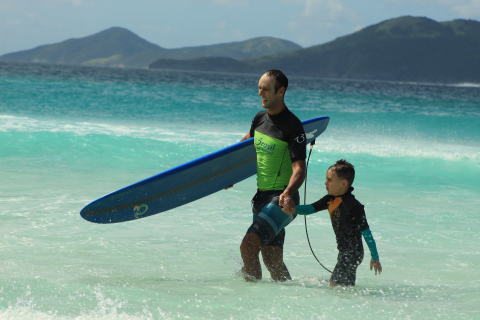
0 62 479 319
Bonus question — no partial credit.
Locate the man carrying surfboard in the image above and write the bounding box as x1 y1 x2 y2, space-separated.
238 70 306 281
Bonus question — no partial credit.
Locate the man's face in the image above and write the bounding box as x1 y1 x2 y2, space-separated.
325 169 346 196
258 74 280 110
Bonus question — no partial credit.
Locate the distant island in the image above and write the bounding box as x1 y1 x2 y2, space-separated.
0 28 301 69
151 16 480 84
2 16 480 83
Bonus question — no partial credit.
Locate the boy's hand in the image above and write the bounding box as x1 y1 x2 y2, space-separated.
282 205 296 214
370 259 382 275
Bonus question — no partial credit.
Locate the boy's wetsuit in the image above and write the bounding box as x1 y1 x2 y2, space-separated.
246 107 306 248
294 187 379 286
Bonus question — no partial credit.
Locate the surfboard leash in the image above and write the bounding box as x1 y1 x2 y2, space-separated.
304 139 333 274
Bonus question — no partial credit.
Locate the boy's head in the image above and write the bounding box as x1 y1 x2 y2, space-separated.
325 160 355 196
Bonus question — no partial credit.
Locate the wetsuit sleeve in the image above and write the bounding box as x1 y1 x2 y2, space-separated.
294 194 333 214
249 112 262 137
287 119 306 163
361 229 379 261
310 194 333 212
353 202 370 231
293 205 316 215
353 200 378 260
249 119 255 138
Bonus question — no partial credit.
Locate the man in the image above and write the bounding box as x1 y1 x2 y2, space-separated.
238 70 306 281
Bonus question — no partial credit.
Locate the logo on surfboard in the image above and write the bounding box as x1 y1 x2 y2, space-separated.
306 129 317 140
134 204 148 219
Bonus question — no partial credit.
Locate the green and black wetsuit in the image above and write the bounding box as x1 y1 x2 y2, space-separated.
247 107 306 247
250 108 306 190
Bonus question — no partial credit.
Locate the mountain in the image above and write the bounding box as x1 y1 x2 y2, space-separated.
149 37 301 61
149 57 253 73
0 27 165 67
0 28 301 69
150 16 480 83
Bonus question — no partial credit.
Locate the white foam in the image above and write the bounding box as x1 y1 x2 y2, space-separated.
317 133 479 161
452 83 480 88
1 115 478 161
0 115 244 146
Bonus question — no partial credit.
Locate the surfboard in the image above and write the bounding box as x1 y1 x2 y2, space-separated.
80 116 329 224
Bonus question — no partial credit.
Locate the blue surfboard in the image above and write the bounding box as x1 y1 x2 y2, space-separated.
80 116 329 224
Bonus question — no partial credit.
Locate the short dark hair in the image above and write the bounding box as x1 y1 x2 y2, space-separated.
329 159 355 188
264 69 288 95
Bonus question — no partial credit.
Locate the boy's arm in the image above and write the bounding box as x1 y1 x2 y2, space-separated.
361 228 382 275
353 201 382 275
288 204 315 215
282 194 332 214
361 228 379 260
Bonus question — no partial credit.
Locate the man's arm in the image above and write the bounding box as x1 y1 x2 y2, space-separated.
279 160 306 211
225 132 251 190
240 132 251 142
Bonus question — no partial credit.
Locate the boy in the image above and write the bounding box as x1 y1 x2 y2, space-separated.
282 159 382 287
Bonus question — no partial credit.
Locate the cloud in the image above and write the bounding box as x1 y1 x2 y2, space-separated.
378 0 480 19
71 0 82 7
217 21 227 30
213 20 245 43
302 0 348 19
212 0 250 7
291 0 359 27
448 0 480 19
286 0 360 46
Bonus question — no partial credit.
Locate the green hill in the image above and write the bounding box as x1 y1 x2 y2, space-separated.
0 28 301 69
150 37 301 61
150 16 480 83
0 27 165 67
149 57 253 73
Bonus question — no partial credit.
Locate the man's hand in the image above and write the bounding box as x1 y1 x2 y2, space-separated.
370 259 382 275
279 192 295 214
278 160 305 214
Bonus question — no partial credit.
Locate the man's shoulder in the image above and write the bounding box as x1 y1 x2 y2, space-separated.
254 110 268 119
251 110 268 125
284 107 301 119
282 108 304 128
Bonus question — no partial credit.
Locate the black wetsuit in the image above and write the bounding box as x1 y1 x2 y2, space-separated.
310 187 369 286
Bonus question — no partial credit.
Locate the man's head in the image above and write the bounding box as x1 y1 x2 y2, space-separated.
264 69 288 96
325 160 355 196
258 70 288 114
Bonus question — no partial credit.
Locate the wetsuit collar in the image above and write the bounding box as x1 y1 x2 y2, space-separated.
336 186 354 198
267 105 288 118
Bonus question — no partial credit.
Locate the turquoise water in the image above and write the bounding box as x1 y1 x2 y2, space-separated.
1 62 479 319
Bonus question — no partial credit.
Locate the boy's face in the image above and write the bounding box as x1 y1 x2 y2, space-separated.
325 169 347 196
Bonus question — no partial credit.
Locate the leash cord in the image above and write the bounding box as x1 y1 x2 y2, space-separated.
304 139 333 274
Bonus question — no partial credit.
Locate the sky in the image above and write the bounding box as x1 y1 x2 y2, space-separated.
1 0 480 56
